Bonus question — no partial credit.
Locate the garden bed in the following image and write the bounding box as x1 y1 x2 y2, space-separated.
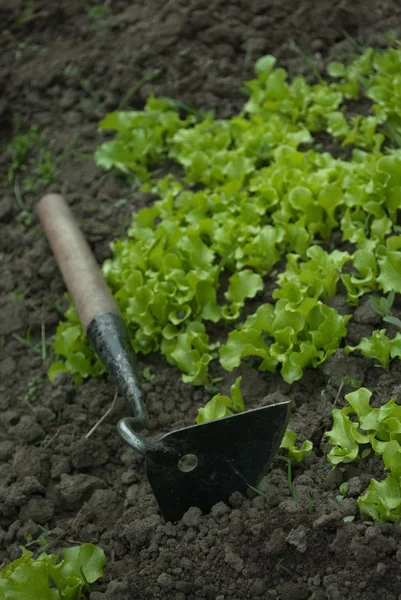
2 1 401 599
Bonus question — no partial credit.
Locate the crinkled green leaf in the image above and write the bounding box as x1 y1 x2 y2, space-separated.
47 360 68 383
196 376 244 423
326 409 369 465
345 330 401 369
280 429 313 463
219 328 267 371
0 544 106 600
254 55 277 75
230 376 245 413
377 238 401 293
225 270 264 305
358 474 401 523
344 388 373 419
48 544 106 592
2 560 60 600
195 395 233 423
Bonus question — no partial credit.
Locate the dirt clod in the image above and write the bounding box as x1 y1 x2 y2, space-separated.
286 524 308 553
182 506 203 528
55 474 106 509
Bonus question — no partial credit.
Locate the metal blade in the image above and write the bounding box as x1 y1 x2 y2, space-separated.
144 401 291 523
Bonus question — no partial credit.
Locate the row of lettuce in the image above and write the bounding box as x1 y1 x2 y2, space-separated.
47 46 401 524
50 46 401 389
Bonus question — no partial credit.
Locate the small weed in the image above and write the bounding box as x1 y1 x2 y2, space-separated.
371 290 395 318
289 39 324 83
13 330 40 352
286 460 297 501
382 29 401 46
343 515 355 523
338 27 366 54
243 45 254 72
336 482 349 503
11 290 25 301
15 42 42 57
204 377 224 395
13 0 51 26
13 0 35 25
276 558 291 575
19 376 42 410
247 477 269 497
5 124 84 226
64 63 81 78
118 69 161 109
12 327 49 358
204 383 219 394
370 290 401 330
4 122 55 223
247 484 265 496
341 376 362 389
142 367 155 381
5 124 40 185
23 525 53 549
80 79 105 111
16 209 34 228
115 198 128 208
85 2 111 28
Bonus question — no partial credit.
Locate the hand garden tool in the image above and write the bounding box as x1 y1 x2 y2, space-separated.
36 193 291 523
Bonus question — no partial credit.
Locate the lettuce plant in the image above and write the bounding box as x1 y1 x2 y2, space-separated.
219 247 350 384
0 544 106 600
196 376 244 423
279 429 313 463
345 329 401 369
326 387 401 522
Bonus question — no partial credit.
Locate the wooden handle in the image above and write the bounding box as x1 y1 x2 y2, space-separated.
36 193 119 329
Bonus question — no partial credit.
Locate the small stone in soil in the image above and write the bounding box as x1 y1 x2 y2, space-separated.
50 455 71 479
249 578 265 596
0 440 14 461
157 572 174 589
224 549 244 573
264 528 287 556
286 524 308 553
122 514 162 550
211 501 230 518
19 496 54 525
55 473 106 509
182 506 202 528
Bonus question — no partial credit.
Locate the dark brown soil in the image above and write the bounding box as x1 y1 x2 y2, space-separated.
2 1 401 599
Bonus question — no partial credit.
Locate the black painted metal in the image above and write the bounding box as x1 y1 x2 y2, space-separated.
145 400 291 522
86 311 291 523
86 312 151 454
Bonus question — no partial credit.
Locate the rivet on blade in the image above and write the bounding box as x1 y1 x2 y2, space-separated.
178 453 198 472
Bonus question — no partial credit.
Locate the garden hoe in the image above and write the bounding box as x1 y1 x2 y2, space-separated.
36 193 291 523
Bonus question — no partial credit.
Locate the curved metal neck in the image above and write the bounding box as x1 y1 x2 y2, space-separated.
86 312 150 454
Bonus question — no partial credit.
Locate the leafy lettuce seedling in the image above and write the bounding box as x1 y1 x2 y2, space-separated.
196 376 244 423
0 543 106 599
279 429 313 463
326 387 401 522
345 329 401 369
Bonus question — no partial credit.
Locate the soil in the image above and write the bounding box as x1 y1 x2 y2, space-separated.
2 1 401 599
